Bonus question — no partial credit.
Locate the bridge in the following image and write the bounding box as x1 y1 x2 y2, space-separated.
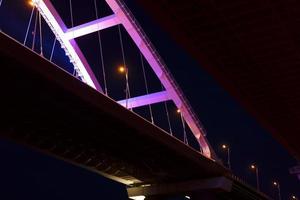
0 0 291 199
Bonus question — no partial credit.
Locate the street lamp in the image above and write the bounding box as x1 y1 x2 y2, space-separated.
221 144 231 169
291 195 298 200
250 164 260 191
118 65 130 109
118 65 126 73
28 0 35 7
273 181 282 200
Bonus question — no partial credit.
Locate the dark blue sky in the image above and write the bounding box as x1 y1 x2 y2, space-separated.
0 139 128 200
0 0 299 199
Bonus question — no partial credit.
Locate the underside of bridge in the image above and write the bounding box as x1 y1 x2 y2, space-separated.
137 0 300 162
0 32 271 199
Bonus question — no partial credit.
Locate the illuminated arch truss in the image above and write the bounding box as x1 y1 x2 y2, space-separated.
32 0 212 158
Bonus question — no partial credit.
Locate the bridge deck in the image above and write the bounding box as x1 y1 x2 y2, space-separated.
0 32 271 199
0 32 226 185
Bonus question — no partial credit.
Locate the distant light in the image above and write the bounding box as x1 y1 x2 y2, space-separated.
222 144 227 149
176 109 181 113
141 184 151 187
118 65 126 73
130 196 146 200
292 195 297 200
273 181 278 186
250 164 256 170
185 195 191 199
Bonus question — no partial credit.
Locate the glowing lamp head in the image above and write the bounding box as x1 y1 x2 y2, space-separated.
292 196 297 200
250 164 256 170
176 109 181 114
185 196 191 199
28 0 35 7
118 66 126 74
273 181 278 186
222 144 227 149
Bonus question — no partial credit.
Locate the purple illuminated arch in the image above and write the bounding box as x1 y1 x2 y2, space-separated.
32 0 212 159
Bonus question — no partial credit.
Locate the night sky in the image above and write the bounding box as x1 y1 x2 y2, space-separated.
0 0 299 199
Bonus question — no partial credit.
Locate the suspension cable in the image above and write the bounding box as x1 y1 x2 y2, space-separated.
32 9 38 50
165 102 173 135
50 38 56 61
161 84 173 135
94 0 108 95
69 0 74 27
69 0 77 78
24 7 35 46
118 25 131 109
38 12 43 56
73 68 77 76
180 112 188 145
164 101 172 135
140 52 154 123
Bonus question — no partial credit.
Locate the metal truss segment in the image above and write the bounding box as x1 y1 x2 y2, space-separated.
32 0 103 92
117 91 170 109
65 14 120 40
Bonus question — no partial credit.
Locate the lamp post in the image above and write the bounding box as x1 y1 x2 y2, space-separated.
273 181 282 200
221 144 231 169
250 164 260 192
177 109 188 145
118 65 130 109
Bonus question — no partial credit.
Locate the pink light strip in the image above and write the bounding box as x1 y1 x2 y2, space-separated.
117 91 170 109
33 0 103 92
